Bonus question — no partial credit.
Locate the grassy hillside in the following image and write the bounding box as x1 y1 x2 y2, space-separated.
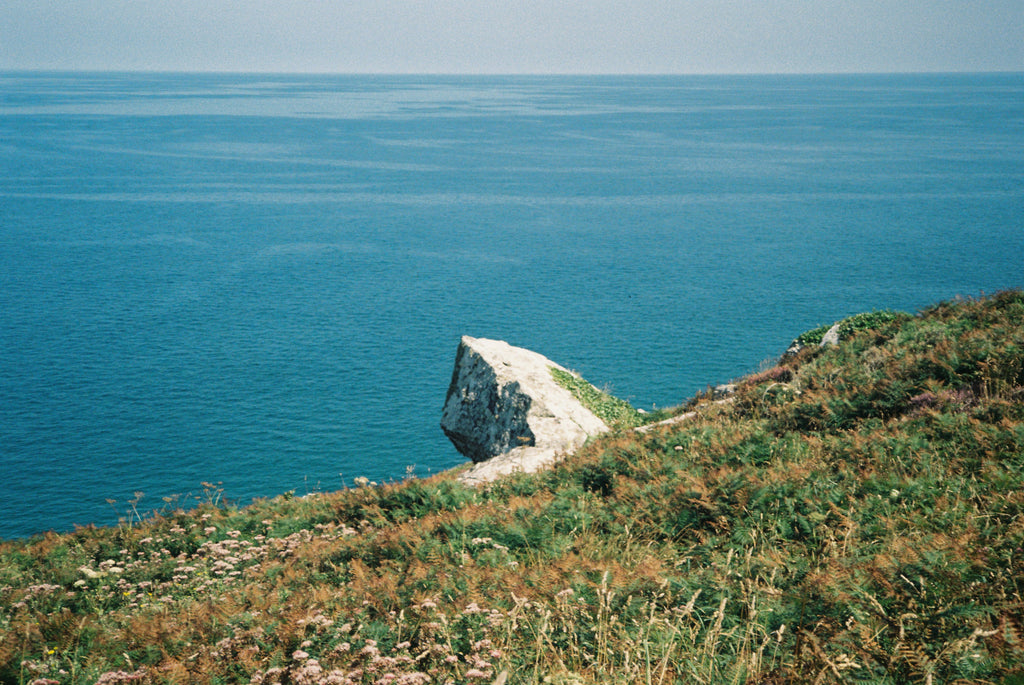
2 291 1023 684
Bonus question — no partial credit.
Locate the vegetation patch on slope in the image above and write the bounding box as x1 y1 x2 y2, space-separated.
549 366 649 428
1 291 1023 684
792 309 908 347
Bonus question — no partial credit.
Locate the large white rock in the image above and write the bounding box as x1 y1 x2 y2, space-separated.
819 322 843 347
441 336 608 485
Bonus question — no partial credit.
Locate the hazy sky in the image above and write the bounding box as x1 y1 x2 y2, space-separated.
2 1 1022 74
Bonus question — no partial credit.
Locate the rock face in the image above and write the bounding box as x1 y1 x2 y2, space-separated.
819 322 843 347
441 336 608 484
712 383 737 399
785 322 845 356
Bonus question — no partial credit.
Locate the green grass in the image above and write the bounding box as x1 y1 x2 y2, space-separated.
548 366 648 428
2 291 1023 684
549 366 678 429
793 309 908 347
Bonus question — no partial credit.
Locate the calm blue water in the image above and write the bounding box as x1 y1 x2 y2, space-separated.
1 72 1022 539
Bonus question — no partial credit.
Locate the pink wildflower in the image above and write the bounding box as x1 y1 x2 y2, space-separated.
395 674 431 685
93 669 147 684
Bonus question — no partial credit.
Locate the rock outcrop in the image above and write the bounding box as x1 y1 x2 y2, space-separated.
819 322 843 347
712 383 737 399
441 336 608 485
785 322 845 356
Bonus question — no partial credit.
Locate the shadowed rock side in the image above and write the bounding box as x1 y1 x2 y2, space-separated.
441 340 536 462
441 336 608 484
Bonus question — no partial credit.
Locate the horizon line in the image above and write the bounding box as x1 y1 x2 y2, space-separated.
2 67 1023 78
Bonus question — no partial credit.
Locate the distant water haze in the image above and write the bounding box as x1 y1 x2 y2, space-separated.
1 72 1022 538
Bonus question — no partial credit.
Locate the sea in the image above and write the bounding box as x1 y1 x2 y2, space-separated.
1 72 1022 539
